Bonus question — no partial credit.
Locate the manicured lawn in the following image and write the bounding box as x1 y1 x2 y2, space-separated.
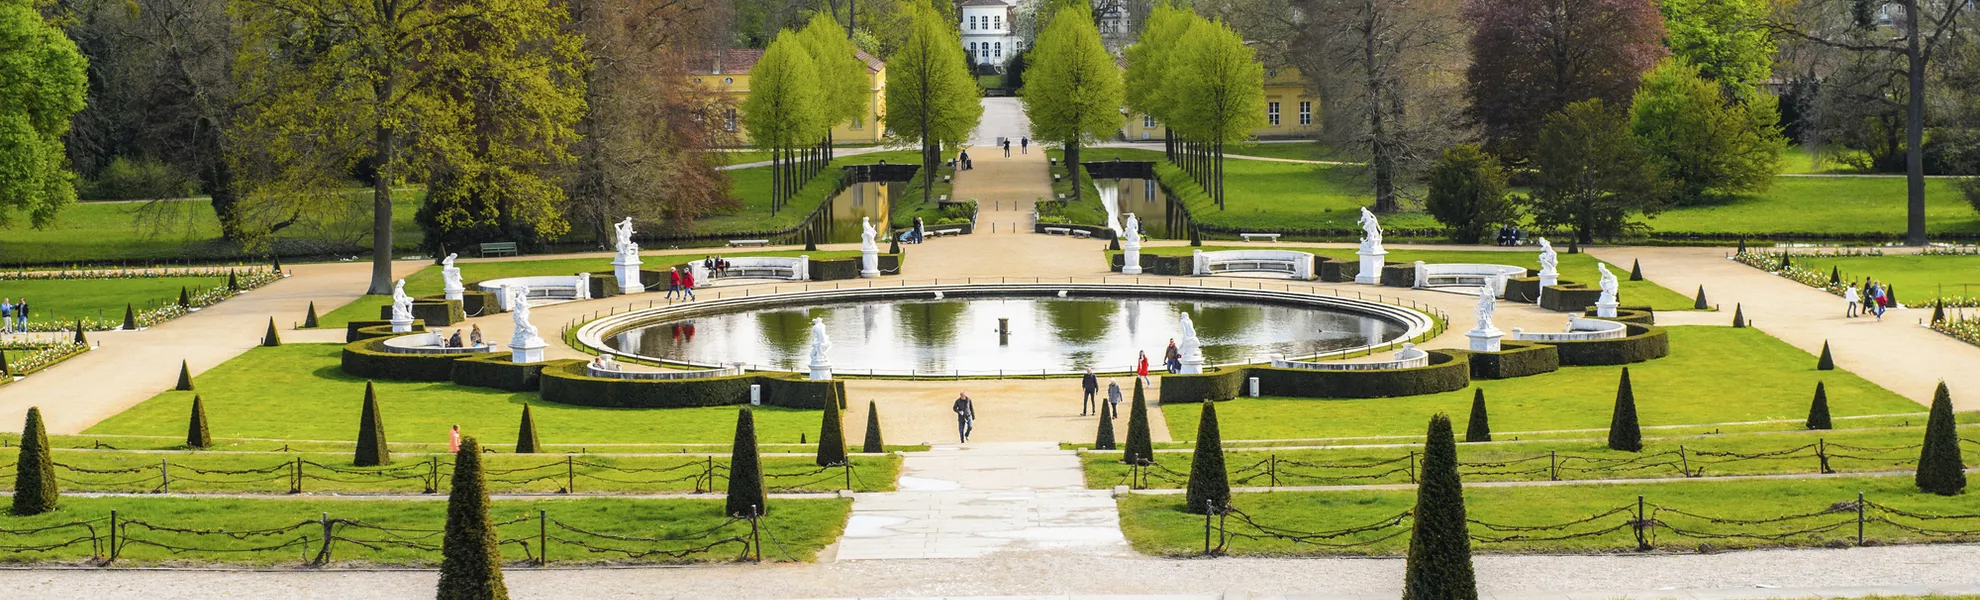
1777 146 1869 175
1225 141 1355 162
0 495 848 565
0 432 925 454
1644 177 1980 236
86 345 851 446
1118 475 1975 556
697 149 930 236
1054 148 1443 232
1163 326 1922 441
0 276 225 327
0 191 424 265
1132 245 1700 311
1783 254 1980 303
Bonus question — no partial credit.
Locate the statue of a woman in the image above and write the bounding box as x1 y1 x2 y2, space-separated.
1537 238 1557 274
390 279 414 322
1476 285 1496 330
1178 312 1202 360
808 317 833 367
1358 207 1383 249
440 253 462 289
1123 213 1141 244
860 217 878 249
511 286 539 341
1597 262 1619 303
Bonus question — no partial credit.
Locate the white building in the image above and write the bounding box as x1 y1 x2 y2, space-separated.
960 0 1018 69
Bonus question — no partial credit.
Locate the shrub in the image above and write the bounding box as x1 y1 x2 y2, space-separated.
1731 304 1746 328
1629 59 1784 204
436 437 508 600
889 235 900 255
1829 265 1840 286
861 401 885 453
515 405 540 454
228 270 240 292
1806 382 1832 430
305 302 320 328
1466 343 1558 379
263 317 283 347
176 360 194 391
1546 324 1670 366
537 363 840 409
355 382 390 466
1817 341 1834 370
73 321 87 345
187 395 212 449
0 351 9 377
1094 400 1116 450
1629 259 1643 281
1915 382 1967 495
1464 389 1491 442
12 407 58 515
1933 302 1946 324
178 286 190 308
1124 379 1154 464
1251 352 1473 398
123 304 136 330
1693 286 1708 310
727 409 768 517
1425 143 1516 244
1402 414 1477 600
1183 402 1229 515
452 355 564 392
1608 368 1642 452
80 156 197 201
342 337 488 382
815 387 848 467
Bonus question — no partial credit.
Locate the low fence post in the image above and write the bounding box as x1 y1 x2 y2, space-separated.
1203 500 1213 555
539 509 548 565
1549 451 1559 481
1633 495 1649 551
844 462 853 491
292 458 302 494
566 455 575 494
1818 439 1833 474
751 509 763 562
1856 491 1866 546
1269 454 1278 488
427 456 439 494
160 459 170 493
315 512 332 564
1678 445 1690 477
1406 450 1417 484
108 509 118 562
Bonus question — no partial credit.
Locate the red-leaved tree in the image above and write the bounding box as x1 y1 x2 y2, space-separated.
1463 0 1668 161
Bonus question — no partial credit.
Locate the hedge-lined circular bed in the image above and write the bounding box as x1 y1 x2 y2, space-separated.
537 361 842 409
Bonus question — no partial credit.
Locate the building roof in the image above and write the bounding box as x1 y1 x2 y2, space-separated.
960 0 1008 6
689 48 885 75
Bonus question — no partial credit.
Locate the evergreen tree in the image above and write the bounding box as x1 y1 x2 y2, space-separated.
1464 389 1492 442
727 408 769 517
1426 144 1516 243
176 360 195 391
178 286 190 308
1731 304 1746 327
1694 286 1708 310
123 304 136 330
1608 368 1643 452
12 407 58 515
1629 259 1643 280
1529 100 1672 243
1124 378 1154 464
0 349 9 377
1806 382 1832 430
304 301 320 328
436 437 508 600
228 270 240 292
888 235 900 256
1817 341 1834 370
73 320 87 345
861 400 885 453
515 404 540 453
1094 399 1117 450
1184 402 1230 514
355 382 390 466
1915 382 1967 495
1402 414 1477 600
1932 302 1946 324
1830 265 1840 285
187 395 212 448
815 387 848 467
263 317 283 347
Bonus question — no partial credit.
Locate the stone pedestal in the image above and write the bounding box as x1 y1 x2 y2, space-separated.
511 338 546 363
1355 249 1387 284
443 283 465 302
613 254 646 294
1122 238 1143 275
809 361 833 381
860 248 880 278
1595 300 1619 318
390 316 414 333
1178 355 1203 375
1539 270 1558 289
1467 327 1504 352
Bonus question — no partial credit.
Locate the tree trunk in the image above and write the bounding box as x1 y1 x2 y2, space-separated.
1903 0 1926 246
369 124 396 295
1068 141 1082 202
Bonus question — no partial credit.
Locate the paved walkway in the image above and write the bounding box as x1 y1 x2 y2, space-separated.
835 442 1128 560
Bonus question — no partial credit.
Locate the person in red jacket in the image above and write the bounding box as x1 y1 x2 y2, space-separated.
1136 351 1150 386
680 268 697 300
666 267 682 300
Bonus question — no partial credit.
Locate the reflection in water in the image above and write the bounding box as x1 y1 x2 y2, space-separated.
822 181 895 244
1112 178 1172 240
608 296 1407 374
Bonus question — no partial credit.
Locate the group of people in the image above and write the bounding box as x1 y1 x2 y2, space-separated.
441 325 484 348
1494 224 1528 246
903 216 928 244
1843 278 1896 320
666 266 698 301
1079 368 1126 419
589 354 622 371
701 255 732 275
0 298 28 333
997 136 1029 157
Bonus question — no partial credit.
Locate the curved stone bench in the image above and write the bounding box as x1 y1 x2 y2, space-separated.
1510 317 1628 342
480 275 591 310
586 363 745 380
689 256 809 283
1412 262 1527 296
1269 343 1429 371
1191 249 1315 280
379 332 499 355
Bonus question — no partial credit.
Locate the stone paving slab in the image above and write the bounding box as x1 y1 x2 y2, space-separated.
834 442 1129 561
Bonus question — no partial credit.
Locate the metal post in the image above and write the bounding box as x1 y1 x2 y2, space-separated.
1679 445 1690 477
160 459 170 493
751 509 763 562
108 510 118 561
1204 500 1213 554
428 456 439 493
317 512 332 564
293 458 303 493
1856 491 1866 545
1818 438 1832 474
566 456 575 493
1269 454 1278 487
844 463 852 491
1634 495 1649 551
1406 450 1417 483
539 509 548 565
1550 451 1559 481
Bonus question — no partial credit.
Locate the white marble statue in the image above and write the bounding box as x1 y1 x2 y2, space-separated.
1597 263 1619 304
860 217 878 250
613 217 639 255
1178 313 1201 357
1123 213 1142 244
1475 285 1497 331
390 279 414 322
441 253 462 289
510 286 539 343
808 317 833 367
1357 207 1383 250
1537 239 1557 275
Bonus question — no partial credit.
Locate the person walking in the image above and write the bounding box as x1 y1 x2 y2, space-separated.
1081 368 1099 416
952 392 976 443
1163 339 1180 374
14 298 24 330
1106 379 1122 419
1870 281 1887 321
1020 137 1029 154
666 267 682 300
1136 351 1150 386
913 216 926 244
448 425 462 453
960 149 973 171
1003 138 1012 157
1843 282 1860 318
0 298 11 334
681 268 698 301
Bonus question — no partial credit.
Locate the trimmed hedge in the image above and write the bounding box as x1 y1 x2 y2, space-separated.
341 337 501 382
1159 351 1472 403
810 254 903 280
451 355 576 392
1315 257 1358 283
1108 252 1192 275
348 321 425 342
1156 367 1247 404
1379 263 1416 288
1582 307 1657 325
1503 277 1544 304
537 362 844 409
378 300 465 327
420 292 499 317
1465 341 1559 379
1547 323 1670 366
1539 282 1602 312
588 273 620 299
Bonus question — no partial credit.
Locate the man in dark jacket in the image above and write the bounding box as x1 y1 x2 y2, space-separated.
953 392 975 443
1081 368 1099 416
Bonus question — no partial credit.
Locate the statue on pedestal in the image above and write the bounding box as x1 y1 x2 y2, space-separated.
1537 238 1557 275
808 317 833 368
510 286 539 343
1475 285 1496 331
613 217 639 257
441 253 462 293
1178 313 1201 358
1123 213 1142 244
860 217 878 250
1357 207 1384 251
390 279 414 323
1597 263 1619 304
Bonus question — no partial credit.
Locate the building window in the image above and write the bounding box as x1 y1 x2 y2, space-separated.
994 15 1002 29
980 46 989 59
1143 115 1155 128
724 109 737 132
969 15 977 30
994 42 1002 58
1267 102 1280 126
1298 101 1311 125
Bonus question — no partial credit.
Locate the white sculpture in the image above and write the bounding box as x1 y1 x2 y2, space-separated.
1357 207 1384 251
1120 213 1144 275
1177 312 1204 374
613 217 639 256
440 253 464 301
389 279 415 331
509 286 546 362
1476 285 1496 331
1123 213 1142 244
1467 284 1504 351
1537 239 1558 275
860 217 878 250
1354 207 1387 284
859 217 881 278
808 317 833 380
611 217 646 293
1595 262 1620 318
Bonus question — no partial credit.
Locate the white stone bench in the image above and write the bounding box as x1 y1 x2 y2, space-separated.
1412 262 1528 297
1192 249 1315 280
1240 233 1282 242
691 255 809 283
380 332 497 355
932 228 963 237
480 275 590 311
1043 227 1071 235
1510 317 1628 342
728 239 770 248
1070 230 1093 238
1271 344 1429 370
588 362 744 380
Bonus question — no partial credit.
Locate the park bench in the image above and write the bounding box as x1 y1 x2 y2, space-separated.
932 228 963 237
1412 262 1528 296
1070 230 1092 238
1043 227 1071 235
727 239 770 248
1191 249 1316 280
694 256 809 282
478 242 518 257
1239 233 1282 243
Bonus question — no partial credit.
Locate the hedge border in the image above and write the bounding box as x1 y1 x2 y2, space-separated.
340 337 500 382
1547 323 1671 366
1157 350 1472 403
450 354 574 392
537 362 844 409
348 321 424 343
1466 341 1560 379
379 300 464 327
1582 306 1657 326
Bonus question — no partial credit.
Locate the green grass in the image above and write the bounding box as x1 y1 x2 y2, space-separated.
1224 141 1354 162
1777 146 1870 175
1645 177 1980 236
86 345 856 446
887 155 958 230
1065 411 1977 450
1118 475 1975 556
696 149 930 236
0 495 848 565
312 249 867 328
1164 326 1921 441
1781 254 1980 303
0 191 424 265
1053 148 1442 232
1129 245 1699 311
0 277 225 327
2 432 926 454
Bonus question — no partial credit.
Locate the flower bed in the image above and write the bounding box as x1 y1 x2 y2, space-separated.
8 267 282 332
1933 317 1980 348
1732 250 1980 309
6 342 89 376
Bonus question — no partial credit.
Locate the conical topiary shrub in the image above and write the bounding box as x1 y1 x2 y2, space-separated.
1124 378 1154 465
1915 382 1967 495
888 235 900 255
727 408 768 517
1189 226 1202 247
73 321 87 345
1806 382 1832 430
1694 286 1708 310
227 270 240 292
1567 239 1578 254
355 382 390 466
436 437 508 600
1184 402 1230 514
304 301 320 328
12 407 58 515
175 360 194 391
0 350 10 378
1888 285 1898 305
1464 389 1491 443
1402 414 1477 600
861 401 884 453
177 286 190 308
515 404 540 454
1094 400 1117 450
1829 265 1840 285
1933 302 1946 324
122 303 136 330
1778 252 1791 270
804 233 818 252
1736 237 1746 253
272 255 282 273
1628 259 1642 281
262 317 283 347
1731 304 1746 328
187 395 212 449
1608 368 1642 452
815 387 847 467
1109 236 1121 251
1817 341 1834 370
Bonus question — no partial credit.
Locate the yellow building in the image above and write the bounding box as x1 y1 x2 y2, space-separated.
1120 65 1321 140
690 48 889 144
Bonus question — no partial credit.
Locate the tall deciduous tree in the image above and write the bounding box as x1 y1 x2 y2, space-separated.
1528 100 1670 242
1463 0 1667 161
1022 6 1123 202
230 0 584 294
1425 144 1515 244
1628 59 1785 204
0 0 87 229
743 33 826 215
1124 1 1193 160
885 1 982 204
1165 18 1266 210
1656 0 1775 97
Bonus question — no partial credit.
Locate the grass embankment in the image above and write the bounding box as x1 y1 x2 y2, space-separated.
887 156 958 231
1162 327 1922 440
87 345 868 446
0 191 424 265
1779 254 1980 303
0 277 225 327
312 249 867 328
0 448 900 494
1082 424 1980 488
0 496 849 565
1223 141 1350 162
1118 475 1976 556
696 149 929 236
